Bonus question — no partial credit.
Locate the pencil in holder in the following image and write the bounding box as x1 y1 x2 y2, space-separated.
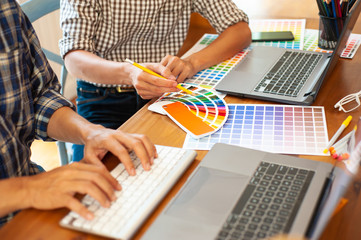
318 14 346 50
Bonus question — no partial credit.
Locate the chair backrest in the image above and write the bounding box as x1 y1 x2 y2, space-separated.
21 0 71 165
21 0 59 23
21 0 67 90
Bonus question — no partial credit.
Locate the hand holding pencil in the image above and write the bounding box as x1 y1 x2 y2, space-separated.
123 59 178 99
125 59 195 97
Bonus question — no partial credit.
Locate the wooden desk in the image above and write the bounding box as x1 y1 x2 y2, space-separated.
2 0 361 239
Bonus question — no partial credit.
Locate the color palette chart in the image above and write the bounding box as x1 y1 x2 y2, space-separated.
250 19 306 49
183 34 249 89
303 29 361 59
183 104 329 156
148 84 228 138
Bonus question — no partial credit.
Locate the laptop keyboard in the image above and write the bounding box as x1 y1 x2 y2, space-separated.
216 161 314 240
60 145 196 239
254 51 322 97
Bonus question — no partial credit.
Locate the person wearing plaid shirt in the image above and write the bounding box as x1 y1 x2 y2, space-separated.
0 0 156 227
59 0 252 162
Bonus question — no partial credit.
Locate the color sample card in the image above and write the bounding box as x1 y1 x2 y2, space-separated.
181 34 218 59
183 104 329 156
303 29 361 59
148 84 228 138
250 19 306 49
185 49 249 89
303 29 333 53
182 34 249 89
341 35 361 58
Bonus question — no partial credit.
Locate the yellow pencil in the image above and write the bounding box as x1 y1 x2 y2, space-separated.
125 58 195 96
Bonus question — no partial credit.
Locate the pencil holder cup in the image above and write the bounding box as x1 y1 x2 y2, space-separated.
318 14 346 50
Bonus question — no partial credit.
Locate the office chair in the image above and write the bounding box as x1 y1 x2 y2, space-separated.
21 0 71 166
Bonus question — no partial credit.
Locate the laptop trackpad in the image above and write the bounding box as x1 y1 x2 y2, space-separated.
235 46 284 74
165 167 248 226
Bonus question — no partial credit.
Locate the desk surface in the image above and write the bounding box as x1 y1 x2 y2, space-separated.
2 0 361 239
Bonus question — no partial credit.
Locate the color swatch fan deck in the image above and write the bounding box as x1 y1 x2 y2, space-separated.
148 84 228 138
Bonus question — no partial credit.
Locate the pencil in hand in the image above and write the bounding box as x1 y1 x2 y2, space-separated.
125 58 195 96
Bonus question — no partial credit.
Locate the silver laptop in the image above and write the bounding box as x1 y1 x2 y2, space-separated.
215 1 361 106
143 143 354 240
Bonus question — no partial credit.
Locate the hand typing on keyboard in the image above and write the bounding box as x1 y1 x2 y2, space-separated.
61 145 197 239
22 162 121 221
81 129 158 176
19 133 158 224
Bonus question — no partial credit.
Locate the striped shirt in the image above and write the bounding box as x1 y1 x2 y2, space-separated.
59 0 248 64
0 0 75 226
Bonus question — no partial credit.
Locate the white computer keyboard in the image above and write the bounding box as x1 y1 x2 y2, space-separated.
60 145 196 239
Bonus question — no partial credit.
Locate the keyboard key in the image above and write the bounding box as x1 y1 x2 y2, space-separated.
277 166 288 174
252 217 262 223
244 231 254 238
288 167 298 175
239 217 249 224
257 232 267 238
266 164 279 175
231 231 241 238
261 224 270 231
236 224 245 231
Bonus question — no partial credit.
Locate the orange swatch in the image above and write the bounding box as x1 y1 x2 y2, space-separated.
163 102 215 138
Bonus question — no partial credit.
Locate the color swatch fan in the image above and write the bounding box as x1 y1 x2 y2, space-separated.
148 83 228 138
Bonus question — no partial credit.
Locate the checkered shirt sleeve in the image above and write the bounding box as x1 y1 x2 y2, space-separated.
193 0 249 33
59 0 248 63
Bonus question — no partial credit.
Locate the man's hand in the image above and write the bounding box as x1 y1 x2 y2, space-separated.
82 125 157 176
161 55 197 83
26 162 121 220
47 107 157 176
130 63 178 99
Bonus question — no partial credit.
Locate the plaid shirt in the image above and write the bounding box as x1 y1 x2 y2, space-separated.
0 0 75 226
59 0 248 63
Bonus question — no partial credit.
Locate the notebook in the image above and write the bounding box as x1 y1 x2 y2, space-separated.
215 1 361 106
143 143 354 240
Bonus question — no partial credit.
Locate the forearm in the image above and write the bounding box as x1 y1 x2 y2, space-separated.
0 178 30 217
184 21 251 73
47 106 104 145
64 50 133 85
